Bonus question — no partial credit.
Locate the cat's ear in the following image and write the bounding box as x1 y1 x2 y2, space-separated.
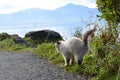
55 41 61 47
56 41 61 45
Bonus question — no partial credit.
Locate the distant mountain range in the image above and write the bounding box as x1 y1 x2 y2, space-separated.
0 3 99 27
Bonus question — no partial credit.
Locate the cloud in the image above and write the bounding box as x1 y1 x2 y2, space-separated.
0 0 96 14
64 0 96 8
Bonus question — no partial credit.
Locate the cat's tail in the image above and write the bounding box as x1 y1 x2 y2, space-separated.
82 24 97 45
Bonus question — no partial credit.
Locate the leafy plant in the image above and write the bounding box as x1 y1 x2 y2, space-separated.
96 0 120 25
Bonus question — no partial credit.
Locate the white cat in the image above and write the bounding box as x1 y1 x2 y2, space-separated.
55 24 97 66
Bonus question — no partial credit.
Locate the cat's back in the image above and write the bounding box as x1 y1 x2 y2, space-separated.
66 37 82 42
65 37 88 54
65 37 83 46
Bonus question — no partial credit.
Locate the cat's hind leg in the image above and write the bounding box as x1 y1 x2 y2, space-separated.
74 55 83 65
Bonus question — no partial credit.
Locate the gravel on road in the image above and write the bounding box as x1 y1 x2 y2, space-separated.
0 51 86 80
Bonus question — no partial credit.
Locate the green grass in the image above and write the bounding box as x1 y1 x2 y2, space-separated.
33 43 64 65
0 38 34 52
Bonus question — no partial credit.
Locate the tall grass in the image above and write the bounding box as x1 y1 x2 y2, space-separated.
0 38 33 51
33 43 64 65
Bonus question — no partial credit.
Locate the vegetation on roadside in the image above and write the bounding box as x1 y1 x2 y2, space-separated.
33 43 64 65
0 38 33 52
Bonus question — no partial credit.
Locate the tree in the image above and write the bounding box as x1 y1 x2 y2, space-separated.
96 0 120 39
96 0 120 25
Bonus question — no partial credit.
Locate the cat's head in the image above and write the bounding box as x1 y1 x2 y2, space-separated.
55 41 61 52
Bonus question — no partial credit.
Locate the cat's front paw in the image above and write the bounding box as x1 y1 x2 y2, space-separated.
64 63 69 66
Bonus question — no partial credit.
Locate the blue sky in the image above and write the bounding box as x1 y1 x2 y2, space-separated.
0 0 96 14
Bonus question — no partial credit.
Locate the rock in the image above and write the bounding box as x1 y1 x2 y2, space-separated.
0 33 11 41
0 33 30 46
11 34 28 46
24 30 63 44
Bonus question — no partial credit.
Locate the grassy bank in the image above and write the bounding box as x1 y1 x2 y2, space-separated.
0 38 34 52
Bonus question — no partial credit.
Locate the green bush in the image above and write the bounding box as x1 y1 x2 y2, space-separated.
0 38 31 51
0 38 15 49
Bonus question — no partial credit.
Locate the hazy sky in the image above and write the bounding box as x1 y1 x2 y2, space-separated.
0 0 96 14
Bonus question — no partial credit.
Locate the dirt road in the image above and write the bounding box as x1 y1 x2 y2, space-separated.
0 51 86 80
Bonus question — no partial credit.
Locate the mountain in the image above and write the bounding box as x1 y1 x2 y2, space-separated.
0 3 99 27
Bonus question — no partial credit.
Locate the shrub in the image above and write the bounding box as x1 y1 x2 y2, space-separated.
0 38 30 51
0 38 15 49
